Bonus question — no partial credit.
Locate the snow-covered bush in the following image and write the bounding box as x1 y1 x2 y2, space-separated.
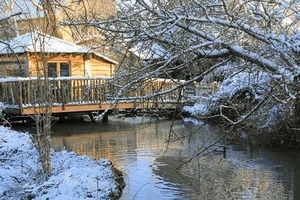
184 70 284 127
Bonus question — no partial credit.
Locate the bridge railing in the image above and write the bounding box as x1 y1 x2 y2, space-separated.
139 79 183 101
0 77 199 110
0 77 112 108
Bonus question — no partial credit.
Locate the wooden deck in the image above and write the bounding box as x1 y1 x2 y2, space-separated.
0 77 216 116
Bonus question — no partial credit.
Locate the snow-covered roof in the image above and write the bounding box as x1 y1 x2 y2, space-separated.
0 32 118 64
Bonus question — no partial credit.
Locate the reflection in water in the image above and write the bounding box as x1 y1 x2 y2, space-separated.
14 117 298 199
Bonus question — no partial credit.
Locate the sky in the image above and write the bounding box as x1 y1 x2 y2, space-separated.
0 0 44 18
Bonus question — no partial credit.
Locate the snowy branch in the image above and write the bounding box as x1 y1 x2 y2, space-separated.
0 11 22 22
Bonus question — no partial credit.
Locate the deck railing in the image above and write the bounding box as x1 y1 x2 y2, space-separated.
0 77 112 107
0 77 200 110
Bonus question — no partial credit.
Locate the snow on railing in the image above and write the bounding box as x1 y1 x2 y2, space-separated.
0 77 200 109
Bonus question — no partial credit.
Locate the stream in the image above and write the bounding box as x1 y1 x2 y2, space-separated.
14 117 299 199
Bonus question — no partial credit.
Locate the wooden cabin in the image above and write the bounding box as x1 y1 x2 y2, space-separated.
0 32 117 78
0 32 122 117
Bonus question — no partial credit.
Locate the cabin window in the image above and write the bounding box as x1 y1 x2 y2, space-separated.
48 63 57 77
60 63 70 77
48 62 70 77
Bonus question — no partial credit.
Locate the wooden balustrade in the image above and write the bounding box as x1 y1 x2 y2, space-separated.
0 77 115 107
0 77 216 115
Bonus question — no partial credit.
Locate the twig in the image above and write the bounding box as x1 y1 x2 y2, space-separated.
132 183 150 200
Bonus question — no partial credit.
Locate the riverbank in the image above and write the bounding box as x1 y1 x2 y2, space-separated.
0 126 124 199
183 97 300 149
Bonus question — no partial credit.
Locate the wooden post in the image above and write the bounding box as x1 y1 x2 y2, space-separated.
9 83 15 105
26 80 30 105
61 80 65 110
102 111 109 123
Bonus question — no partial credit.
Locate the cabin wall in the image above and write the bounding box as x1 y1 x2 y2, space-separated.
28 54 44 77
0 53 116 78
0 55 29 77
85 58 115 77
47 55 85 77
27 54 115 78
28 54 85 77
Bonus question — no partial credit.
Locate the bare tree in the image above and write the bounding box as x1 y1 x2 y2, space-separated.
30 1 55 179
32 34 53 178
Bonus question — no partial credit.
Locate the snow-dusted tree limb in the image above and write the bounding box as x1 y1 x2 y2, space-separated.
0 11 22 22
29 0 43 11
234 89 273 125
90 1 293 68
0 40 23 67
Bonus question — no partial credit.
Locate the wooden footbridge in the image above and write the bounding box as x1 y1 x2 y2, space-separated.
0 33 218 121
0 77 216 119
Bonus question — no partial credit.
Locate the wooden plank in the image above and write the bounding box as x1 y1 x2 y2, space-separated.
9 84 15 104
18 82 23 113
80 79 84 103
53 80 58 103
0 60 26 64
1 82 6 102
20 102 136 115
26 81 30 104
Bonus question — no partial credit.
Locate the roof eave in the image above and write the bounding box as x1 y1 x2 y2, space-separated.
91 52 118 65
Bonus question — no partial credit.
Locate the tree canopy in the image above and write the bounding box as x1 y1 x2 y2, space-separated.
88 0 300 131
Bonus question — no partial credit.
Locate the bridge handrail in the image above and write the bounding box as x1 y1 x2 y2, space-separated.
0 77 198 109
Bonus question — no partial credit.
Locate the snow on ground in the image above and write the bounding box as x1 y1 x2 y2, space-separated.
182 117 205 126
183 103 209 116
0 126 121 200
0 103 5 117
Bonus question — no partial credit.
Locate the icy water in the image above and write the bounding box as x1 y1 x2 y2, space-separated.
15 117 299 199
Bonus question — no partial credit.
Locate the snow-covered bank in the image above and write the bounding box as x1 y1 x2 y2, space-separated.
184 71 279 127
0 126 123 200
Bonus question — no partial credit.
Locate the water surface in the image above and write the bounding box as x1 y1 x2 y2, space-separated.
14 117 299 199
